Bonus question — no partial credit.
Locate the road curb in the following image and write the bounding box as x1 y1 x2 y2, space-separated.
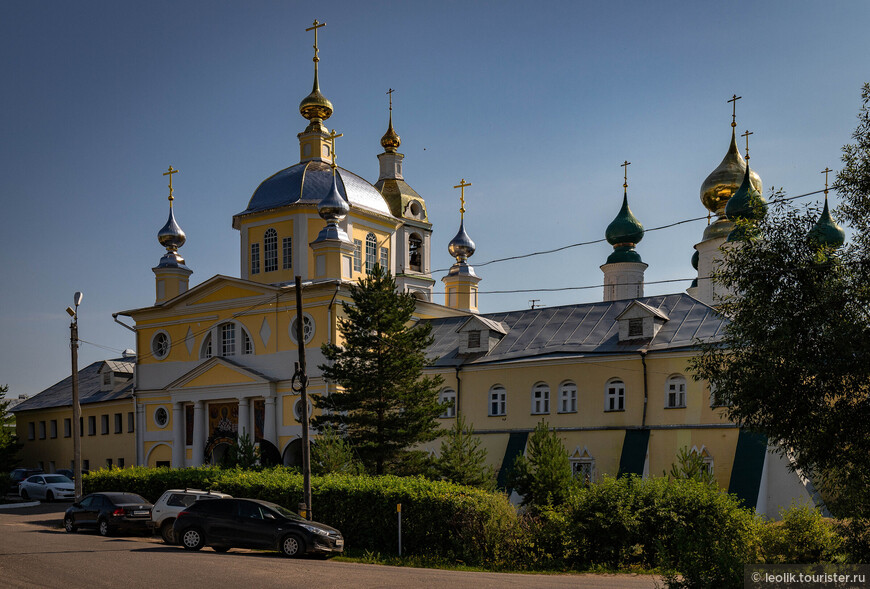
0 501 41 510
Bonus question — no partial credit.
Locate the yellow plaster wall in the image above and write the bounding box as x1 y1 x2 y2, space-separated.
145 442 173 467
144 399 173 433
647 428 740 489
245 216 295 285
184 364 258 388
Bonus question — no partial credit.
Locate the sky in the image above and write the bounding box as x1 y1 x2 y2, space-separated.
2 0 869 398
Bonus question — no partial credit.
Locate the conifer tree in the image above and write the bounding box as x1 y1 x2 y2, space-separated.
313 265 444 475
0 385 22 474
436 414 495 489
507 420 574 509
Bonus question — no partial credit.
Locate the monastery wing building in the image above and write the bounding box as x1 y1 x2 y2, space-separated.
14 24 838 518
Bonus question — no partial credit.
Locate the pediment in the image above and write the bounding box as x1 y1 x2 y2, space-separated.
184 281 274 307
165 357 275 390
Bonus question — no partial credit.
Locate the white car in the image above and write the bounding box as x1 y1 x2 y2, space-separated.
19 474 75 502
150 489 232 544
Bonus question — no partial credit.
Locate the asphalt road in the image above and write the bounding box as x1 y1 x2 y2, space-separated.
0 502 660 589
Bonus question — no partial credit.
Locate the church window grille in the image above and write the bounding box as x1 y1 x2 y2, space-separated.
380 247 388 270
353 240 362 272
439 389 456 418
559 382 577 413
665 375 687 408
283 237 292 270
151 331 170 360
628 318 644 337
605 379 625 411
221 323 236 357
290 315 315 344
251 243 260 274
264 228 278 272
531 383 550 414
468 330 481 348
571 456 595 484
488 386 506 416
409 234 422 271
365 233 377 274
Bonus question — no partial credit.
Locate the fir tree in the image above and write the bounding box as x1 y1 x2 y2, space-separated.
507 420 574 509
436 414 496 490
311 424 363 475
313 265 444 475
0 385 22 474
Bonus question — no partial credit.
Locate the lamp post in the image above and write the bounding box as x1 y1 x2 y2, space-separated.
66 292 83 499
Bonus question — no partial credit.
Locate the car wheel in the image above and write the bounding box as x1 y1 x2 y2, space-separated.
181 528 205 551
45 490 54 503
63 515 77 533
98 518 111 537
280 534 305 558
160 520 176 544
20 489 29 500
212 546 230 553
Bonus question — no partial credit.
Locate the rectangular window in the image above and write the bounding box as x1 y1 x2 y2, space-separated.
571 459 594 484
532 388 550 414
559 385 577 413
39 421 46 440
283 237 292 270
468 331 481 348
489 388 507 416
628 318 644 338
106 458 113 468
27 422 35 441
88 416 96 436
264 230 278 272
80 417 84 437
439 390 456 419
101 414 109 435
606 383 625 412
64 418 71 438
365 235 377 274
221 323 236 356
380 246 388 270
353 239 362 272
128 412 135 433
83 459 90 471
118 458 125 468
114 413 123 434
49 461 55 473
102 372 112 387
251 243 260 274
185 405 194 446
50 420 57 439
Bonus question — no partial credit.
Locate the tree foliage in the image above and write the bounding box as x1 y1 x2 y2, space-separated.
310 423 364 475
507 420 574 509
436 414 496 490
690 83 870 517
0 384 22 473
313 265 444 475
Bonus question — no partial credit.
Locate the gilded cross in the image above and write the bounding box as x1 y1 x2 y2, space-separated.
621 160 631 190
728 94 742 128
306 20 325 63
821 167 833 200
454 179 472 219
163 166 179 203
328 129 343 169
387 88 395 111
741 129 753 160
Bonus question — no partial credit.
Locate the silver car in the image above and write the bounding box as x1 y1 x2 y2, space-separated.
19 474 75 502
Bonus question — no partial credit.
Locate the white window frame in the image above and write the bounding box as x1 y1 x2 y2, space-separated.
531 383 550 415
559 381 578 413
353 239 362 272
365 233 377 274
251 243 260 274
282 237 292 270
408 233 422 271
605 379 625 412
264 228 278 272
151 330 171 360
220 323 236 357
380 246 389 271
289 313 316 345
439 389 456 419
488 386 507 416
665 375 687 408
571 456 595 484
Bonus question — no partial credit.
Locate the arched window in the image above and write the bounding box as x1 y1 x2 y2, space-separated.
220 323 236 356
439 389 456 418
531 383 550 415
570 447 595 484
365 233 377 274
558 381 577 413
264 228 278 272
690 446 714 474
605 379 625 412
202 322 254 359
665 375 687 408
409 234 422 272
488 385 506 416
201 333 212 359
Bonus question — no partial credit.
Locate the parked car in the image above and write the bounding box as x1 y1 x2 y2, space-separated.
19 474 75 502
150 488 232 544
55 468 90 480
63 492 153 537
8 468 43 494
173 498 344 557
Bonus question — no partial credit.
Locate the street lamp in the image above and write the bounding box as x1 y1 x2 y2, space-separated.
66 292 83 499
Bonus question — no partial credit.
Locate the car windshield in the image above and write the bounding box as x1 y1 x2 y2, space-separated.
266 502 305 521
44 476 72 484
111 493 148 504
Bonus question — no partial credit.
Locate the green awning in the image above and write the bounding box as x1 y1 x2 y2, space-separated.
727 430 768 509
617 429 650 477
497 431 530 492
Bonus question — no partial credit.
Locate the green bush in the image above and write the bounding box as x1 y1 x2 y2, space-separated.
836 518 870 563
760 503 843 564
83 466 518 566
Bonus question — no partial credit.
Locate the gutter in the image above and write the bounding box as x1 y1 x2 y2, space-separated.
640 350 649 428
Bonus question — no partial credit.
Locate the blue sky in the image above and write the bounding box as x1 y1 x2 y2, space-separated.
2 1 868 397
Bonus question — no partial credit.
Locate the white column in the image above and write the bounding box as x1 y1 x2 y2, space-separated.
192 401 205 466
136 404 146 466
171 403 184 468
264 397 276 444
238 397 249 439
249 398 256 439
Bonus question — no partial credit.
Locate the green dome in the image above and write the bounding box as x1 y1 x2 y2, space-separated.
725 164 767 223
691 249 699 270
808 200 845 248
604 192 644 264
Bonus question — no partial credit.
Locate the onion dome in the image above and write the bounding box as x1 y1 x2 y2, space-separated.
299 66 333 126
701 129 762 216
380 110 401 153
605 192 645 263
318 170 350 223
690 249 699 288
448 220 476 263
808 199 845 248
156 201 188 268
725 164 767 242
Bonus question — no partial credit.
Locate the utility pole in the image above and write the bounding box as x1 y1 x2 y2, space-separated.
292 276 312 520
66 292 83 499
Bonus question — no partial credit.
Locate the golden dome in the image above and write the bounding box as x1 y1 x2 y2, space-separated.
380 112 401 153
299 68 333 122
700 128 762 215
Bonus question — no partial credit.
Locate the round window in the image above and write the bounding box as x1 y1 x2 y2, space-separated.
289 314 315 344
151 331 170 360
293 398 313 421
153 407 169 429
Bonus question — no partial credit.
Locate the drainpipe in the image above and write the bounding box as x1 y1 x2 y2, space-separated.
640 350 649 428
325 284 341 399
454 364 463 417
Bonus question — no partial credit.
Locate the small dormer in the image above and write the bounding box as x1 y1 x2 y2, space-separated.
616 301 669 342
457 316 508 355
99 358 135 391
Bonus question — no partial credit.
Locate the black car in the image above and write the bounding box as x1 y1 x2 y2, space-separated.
63 492 153 537
8 468 43 494
55 468 90 480
173 498 343 557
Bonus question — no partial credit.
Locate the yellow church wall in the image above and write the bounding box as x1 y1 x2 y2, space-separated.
243 212 298 285
183 364 258 388
143 399 172 433
15 400 136 472
145 441 172 467
647 427 740 489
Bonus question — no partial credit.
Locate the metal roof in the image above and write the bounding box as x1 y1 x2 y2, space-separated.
425 293 726 367
12 359 134 412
